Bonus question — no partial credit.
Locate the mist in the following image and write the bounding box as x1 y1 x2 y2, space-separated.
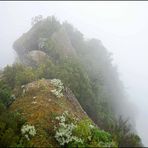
0 1 148 146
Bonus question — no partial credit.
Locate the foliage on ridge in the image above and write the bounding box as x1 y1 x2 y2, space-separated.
0 15 142 147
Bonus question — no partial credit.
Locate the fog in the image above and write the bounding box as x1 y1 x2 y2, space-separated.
0 1 148 146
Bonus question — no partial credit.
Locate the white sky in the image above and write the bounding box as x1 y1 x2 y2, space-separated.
0 1 148 146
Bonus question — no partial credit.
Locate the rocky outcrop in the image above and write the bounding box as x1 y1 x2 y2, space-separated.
27 50 48 64
51 27 77 57
10 79 89 147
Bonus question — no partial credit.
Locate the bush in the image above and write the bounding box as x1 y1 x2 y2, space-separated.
73 118 92 141
3 63 36 88
73 118 116 147
0 110 29 147
21 124 36 141
0 80 11 106
54 112 116 147
0 102 5 114
112 116 142 147
50 79 64 98
54 111 83 146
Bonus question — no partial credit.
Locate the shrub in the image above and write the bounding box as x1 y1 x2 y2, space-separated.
0 101 5 114
54 111 83 146
3 63 36 88
50 79 64 98
0 110 28 147
21 124 36 141
0 80 11 106
73 118 92 142
54 112 116 147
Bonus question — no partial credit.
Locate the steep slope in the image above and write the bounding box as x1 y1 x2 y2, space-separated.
11 15 142 147
10 79 88 147
9 78 117 147
12 16 122 130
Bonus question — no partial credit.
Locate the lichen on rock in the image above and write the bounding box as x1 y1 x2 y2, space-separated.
50 79 64 98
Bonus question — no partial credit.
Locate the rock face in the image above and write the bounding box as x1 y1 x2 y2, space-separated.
51 28 77 57
27 50 48 64
13 28 77 65
10 79 89 147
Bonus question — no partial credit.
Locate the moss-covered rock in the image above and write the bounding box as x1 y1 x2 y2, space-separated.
9 79 90 147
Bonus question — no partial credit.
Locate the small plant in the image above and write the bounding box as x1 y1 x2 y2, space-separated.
50 79 64 98
72 118 117 147
54 112 117 147
54 111 83 146
21 124 36 141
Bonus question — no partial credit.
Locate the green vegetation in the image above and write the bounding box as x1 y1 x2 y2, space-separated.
0 15 143 147
3 63 36 88
0 103 32 147
110 116 142 147
54 111 117 147
0 80 11 106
